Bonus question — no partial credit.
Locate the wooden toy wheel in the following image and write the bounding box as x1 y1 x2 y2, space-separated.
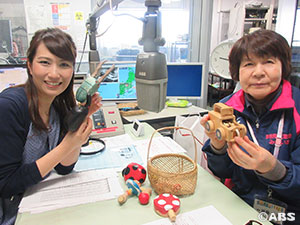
216 128 225 141
240 124 247 134
205 121 214 132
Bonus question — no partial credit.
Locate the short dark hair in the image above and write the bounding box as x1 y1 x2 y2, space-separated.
229 29 292 81
25 28 77 132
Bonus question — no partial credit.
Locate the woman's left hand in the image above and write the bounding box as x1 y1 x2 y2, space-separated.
227 136 277 174
88 92 102 117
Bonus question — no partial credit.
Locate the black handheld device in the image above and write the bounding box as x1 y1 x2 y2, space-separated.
65 62 115 132
65 95 91 132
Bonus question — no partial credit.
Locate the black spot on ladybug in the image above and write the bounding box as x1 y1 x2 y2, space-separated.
122 167 130 177
141 169 146 174
139 178 145 184
129 177 134 180
132 165 139 170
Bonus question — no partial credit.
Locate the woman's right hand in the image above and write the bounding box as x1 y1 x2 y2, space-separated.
200 114 226 150
36 117 93 177
62 117 93 152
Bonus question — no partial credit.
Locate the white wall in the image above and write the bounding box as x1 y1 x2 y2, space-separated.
210 0 236 54
23 0 92 62
275 0 297 45
0 3 25 20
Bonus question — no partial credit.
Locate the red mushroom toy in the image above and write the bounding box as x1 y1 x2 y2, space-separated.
153 193 180 222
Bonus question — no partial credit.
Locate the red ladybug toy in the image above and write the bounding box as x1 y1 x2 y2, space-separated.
119 163 151 205
122 162 146 184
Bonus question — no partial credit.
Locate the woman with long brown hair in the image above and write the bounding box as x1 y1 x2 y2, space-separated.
0 28 101 225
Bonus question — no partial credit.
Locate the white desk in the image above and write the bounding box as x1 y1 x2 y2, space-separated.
16 123 271 225
123 105 207 124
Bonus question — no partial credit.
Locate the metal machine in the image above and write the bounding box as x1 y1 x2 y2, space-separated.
86 0 168 112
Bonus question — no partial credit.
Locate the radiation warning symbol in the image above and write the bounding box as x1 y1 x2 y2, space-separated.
75 12 83 21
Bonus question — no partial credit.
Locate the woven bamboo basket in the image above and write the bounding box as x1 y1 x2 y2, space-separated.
147 126 198 196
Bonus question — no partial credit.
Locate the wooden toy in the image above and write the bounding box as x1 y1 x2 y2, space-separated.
139 187 152 205
205 103 247 142
118 179 152 205
122 162 147 184
118 163 152 205
153 193 180 222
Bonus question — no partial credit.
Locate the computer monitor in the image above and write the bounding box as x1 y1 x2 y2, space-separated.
97 61 137 101
0 20 13 53
97 62 204 103
166 62 203 99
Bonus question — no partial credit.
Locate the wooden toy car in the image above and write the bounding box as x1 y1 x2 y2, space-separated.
205 103 247 142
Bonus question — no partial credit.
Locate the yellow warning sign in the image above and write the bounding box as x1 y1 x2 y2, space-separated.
75 11 83 21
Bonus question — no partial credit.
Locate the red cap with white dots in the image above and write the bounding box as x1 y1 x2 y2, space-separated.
153 193 180 222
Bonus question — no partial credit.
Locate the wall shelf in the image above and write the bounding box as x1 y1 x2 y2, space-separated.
207 72 235 106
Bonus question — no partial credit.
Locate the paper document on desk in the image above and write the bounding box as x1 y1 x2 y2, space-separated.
74 144 143 172
133 136 187 165
102 133 134 149
19 169 123 214
142 205 232 225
